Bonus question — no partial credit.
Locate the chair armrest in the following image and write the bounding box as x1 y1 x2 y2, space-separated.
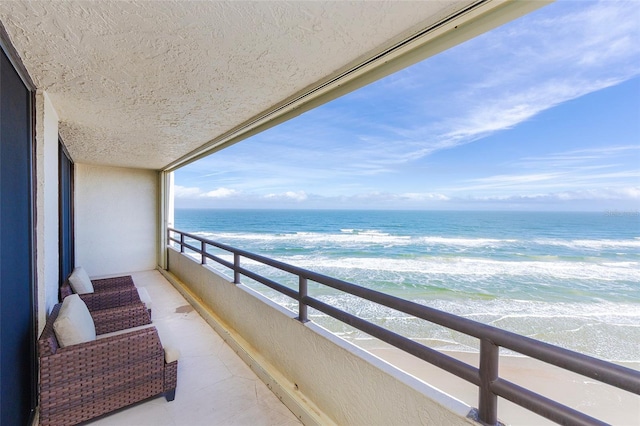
92 304 151 335
91 275 135 291
79 287 142 311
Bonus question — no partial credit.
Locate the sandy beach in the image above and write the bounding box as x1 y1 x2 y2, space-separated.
366 343 640 425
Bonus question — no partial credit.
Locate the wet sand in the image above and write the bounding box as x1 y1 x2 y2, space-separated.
365 343 640 425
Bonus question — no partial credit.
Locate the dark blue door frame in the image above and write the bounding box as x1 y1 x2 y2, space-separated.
59 141 74 290
1 30 37 425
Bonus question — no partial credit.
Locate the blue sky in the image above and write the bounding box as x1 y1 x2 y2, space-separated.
175 0 640 211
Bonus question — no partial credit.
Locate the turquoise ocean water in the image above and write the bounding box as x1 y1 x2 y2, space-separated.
174 209 640 362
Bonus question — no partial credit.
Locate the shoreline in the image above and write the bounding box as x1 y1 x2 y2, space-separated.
359 341 640 425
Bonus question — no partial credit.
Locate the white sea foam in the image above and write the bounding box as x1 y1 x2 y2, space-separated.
533 238 640 250
194 230 411 246
282 256 640 282
193 230 640 252
418 236 517 246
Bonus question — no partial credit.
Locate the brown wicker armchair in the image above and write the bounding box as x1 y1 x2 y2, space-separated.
60 274 152 316
38 302 177 426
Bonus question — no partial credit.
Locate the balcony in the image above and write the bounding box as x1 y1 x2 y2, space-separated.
1 2 637 424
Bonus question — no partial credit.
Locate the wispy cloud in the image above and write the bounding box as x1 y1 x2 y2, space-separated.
514 145 640 168
445 143 640 194
450 170 640 193
348 1 640 162
459 187 640 204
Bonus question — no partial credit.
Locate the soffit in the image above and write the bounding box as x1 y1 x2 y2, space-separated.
0 1 480 169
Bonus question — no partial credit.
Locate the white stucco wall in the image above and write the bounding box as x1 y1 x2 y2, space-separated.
166 248 477 426
75 164 158 277
35 90 60 333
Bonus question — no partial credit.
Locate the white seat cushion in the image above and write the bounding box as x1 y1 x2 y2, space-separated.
154 323 181 363
98 323 180 363
137 287 152 311
53 294 96 348
68 266 94 294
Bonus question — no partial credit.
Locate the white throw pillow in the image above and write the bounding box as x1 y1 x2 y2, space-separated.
53 294 96 348
68 266 94 294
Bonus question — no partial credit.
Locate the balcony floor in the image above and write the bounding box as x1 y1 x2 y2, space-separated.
86 270 302 426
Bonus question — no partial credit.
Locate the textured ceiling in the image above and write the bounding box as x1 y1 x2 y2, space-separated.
0 1 478 169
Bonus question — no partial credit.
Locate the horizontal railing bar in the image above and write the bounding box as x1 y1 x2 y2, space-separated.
182 242 227 268
172 229 297 299
181 241 202 254
202 251 235 270
492 379 606 426
304 295 480 386
167 228 640 395
237 265 299 300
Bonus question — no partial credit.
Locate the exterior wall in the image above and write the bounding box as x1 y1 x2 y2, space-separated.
34 90 59 333
166 248 476 426
75 164 158 277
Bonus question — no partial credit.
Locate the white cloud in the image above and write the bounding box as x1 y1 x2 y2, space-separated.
345 191 450 205
202 188 238 198
264 191 308 201
449 172 565 192
173 185 202 198
449 169 640 193
402 192 450 201
173 185 238 199
463 187 640 203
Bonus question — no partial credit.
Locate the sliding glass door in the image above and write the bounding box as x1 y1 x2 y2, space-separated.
0 48 36 424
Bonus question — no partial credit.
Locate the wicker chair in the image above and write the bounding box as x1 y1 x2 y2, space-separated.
60 274 151 316
38 302 178 426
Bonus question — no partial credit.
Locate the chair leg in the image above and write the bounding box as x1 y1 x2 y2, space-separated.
165 388 176 401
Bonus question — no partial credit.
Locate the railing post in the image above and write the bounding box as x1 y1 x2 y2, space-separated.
479 338 499 426
201 240 206 264
233 253 240 284
180 233 185 253
297 276 308 323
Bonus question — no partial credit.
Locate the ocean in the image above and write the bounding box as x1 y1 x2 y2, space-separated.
174 209 640 362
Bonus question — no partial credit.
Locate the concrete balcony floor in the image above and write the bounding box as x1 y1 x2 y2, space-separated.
86 270 302 426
